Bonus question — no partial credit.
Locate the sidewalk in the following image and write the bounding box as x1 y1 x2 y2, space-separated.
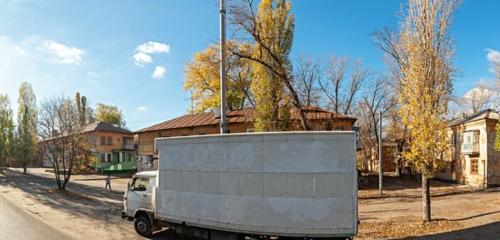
15 167 131 193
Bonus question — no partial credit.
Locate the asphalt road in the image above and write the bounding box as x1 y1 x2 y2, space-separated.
0 194 73 240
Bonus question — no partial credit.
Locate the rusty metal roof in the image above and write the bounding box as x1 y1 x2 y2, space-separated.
137 107 356 133
82 122 132 134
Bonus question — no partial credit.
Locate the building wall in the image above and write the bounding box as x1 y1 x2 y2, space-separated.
91 131 137 172
35 130 136 172
91 131 134 153
486 120 500 186
440 119 500 188
360 145 397 173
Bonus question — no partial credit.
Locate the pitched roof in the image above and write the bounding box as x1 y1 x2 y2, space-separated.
82 122 132 134
137 107 356 133
448 109 499 127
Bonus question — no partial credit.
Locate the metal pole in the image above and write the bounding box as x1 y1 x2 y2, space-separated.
219 0 228 134
378 110 383 195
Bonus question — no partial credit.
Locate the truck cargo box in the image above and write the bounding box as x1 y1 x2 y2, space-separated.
154 132 357 238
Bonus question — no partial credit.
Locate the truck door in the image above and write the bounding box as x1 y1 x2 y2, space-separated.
128 176 154 213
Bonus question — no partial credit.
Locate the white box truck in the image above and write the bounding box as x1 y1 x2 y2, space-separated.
122 132 357 239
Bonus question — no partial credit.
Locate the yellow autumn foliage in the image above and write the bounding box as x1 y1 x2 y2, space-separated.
252 0 294 131
184 41 252 113
398 0 458 177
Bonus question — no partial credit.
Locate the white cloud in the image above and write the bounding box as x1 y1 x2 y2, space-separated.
152 66 166 79
137 106 148 112
463 86 497 100
13 46 26 55
137 41 170 54
132 41 170 66
41 40 85 64
487 49 500 65
133 52 153 67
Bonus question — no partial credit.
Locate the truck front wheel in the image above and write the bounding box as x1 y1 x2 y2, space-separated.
134 215 153 237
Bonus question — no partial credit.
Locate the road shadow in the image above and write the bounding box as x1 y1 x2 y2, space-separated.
0 168 137 240
150 229 197 240
393 221 500 240
359 175 454 191
444 210 500 222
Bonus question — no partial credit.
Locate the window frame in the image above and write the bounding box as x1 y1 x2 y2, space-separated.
470 158 479 175
131 177 150 192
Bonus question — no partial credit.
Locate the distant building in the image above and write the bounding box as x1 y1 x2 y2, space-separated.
359 141 399 173
36 122 137 173
437 109 500 187
135 107 357 171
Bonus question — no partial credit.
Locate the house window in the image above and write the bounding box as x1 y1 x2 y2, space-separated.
100 154 105 163
107 137 112 145
107 153 112 163
100 136 106 146
470 159 479 175
473 131 479 144
450 133 456 145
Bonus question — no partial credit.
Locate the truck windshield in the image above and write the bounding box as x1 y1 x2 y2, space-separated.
132 177 150 192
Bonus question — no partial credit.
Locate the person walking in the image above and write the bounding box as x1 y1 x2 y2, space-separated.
105 172 112 191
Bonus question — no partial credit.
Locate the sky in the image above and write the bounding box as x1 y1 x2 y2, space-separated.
0 0 499 131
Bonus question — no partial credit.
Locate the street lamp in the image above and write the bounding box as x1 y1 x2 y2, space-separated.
219 0 228 134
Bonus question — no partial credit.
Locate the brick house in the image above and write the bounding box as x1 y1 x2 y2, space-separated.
437 109 500 187
361 142 399 173
135 107 357 171
37 122 137 173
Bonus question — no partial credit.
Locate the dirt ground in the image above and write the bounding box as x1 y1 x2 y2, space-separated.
0 168 140 240
0 168 499 240
357 175 500 239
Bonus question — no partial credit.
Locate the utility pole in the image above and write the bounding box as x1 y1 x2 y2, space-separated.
219 0 228 134
378 110 383 195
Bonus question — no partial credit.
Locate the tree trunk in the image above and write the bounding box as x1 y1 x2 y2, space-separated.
422 175 431 222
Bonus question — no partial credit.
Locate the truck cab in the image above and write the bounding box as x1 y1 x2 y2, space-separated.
122 171 157 237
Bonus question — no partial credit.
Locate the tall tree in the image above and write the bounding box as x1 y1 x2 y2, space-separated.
356 77 393 171
16 82 38 174
184 41 254 113
293 57 321 106
75 92 96 125
0 95 14 174
38 96 89 191
397 0 459 222
319 56 369 115
95 103 126 128
231 0 310 131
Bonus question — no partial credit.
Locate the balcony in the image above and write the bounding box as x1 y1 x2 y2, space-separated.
122 137 136 150
462 130 480 156
123 143 136 150
462 143 479 155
